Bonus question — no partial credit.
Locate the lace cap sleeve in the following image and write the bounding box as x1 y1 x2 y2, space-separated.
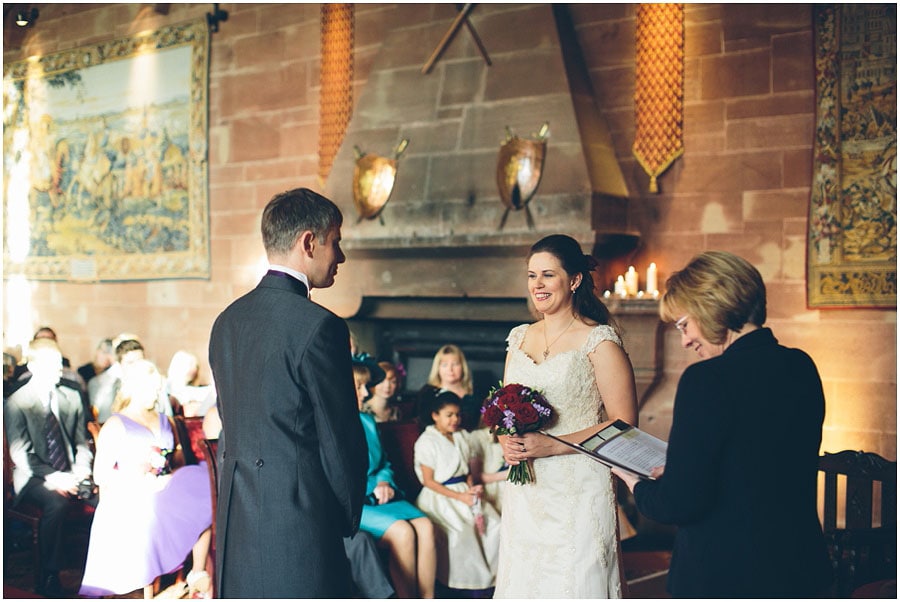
583 324 622 353
506 324 530 352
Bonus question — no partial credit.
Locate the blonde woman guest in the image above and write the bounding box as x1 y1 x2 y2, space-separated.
496 234 638 598
79 359 212 598
421 344 480 431
165 350 215 417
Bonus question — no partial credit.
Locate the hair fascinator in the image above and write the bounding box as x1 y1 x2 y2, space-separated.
351 352 386 387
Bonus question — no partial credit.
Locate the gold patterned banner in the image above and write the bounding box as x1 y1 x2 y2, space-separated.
632 3 684 194
2 20 210 281
319 4 354 186
808 4 896 308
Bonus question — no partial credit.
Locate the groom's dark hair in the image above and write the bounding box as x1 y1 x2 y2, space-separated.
262 188 343 255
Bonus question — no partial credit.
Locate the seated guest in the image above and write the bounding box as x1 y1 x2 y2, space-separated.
419 344 480 431
9 327 89 410
363 361 403 423
79 359 212 598
201 404 222 440
414 390 500 594
88 335 173 423
165 350 215 417
4 338 95 597
467 426 509 513
77 338 114 386
354 361 437 598
3 348 20 398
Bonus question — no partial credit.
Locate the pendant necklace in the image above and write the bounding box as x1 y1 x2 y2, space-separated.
543 316 577 359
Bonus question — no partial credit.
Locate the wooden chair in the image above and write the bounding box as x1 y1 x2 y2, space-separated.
376 420 423 500
172 415 203 466
200 438 219 598
819 450 897 597
3 431 41 579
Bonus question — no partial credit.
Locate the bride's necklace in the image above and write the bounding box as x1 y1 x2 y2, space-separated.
543 315 577 359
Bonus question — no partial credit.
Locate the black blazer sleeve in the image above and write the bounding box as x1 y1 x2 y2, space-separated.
633 363 732 524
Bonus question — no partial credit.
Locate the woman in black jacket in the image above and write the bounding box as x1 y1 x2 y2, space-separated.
613 251 832 598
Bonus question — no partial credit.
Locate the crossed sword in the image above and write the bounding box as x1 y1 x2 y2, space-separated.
422 3 492 75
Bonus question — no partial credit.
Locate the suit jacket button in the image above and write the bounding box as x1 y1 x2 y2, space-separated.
255 458 264 467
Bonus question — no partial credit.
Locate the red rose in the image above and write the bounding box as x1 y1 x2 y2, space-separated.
482 404 503 428
497 389 518 409
513 402 539 425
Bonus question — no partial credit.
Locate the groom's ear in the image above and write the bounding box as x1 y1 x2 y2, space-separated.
295 230 316 257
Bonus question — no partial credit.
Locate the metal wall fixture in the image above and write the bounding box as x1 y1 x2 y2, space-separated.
352 139 409 223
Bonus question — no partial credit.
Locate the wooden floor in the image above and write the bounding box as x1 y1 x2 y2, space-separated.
4 520 672 599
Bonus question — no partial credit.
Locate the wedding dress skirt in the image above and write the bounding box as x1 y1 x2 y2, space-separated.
494 324 623 599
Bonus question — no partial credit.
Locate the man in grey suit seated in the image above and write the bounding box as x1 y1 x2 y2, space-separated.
5 338 95 596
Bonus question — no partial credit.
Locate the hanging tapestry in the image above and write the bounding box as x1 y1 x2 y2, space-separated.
3 19 210 281
808 4 896 308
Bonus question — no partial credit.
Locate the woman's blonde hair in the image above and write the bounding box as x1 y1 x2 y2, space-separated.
112 359 161 414
426 344 473 395
660 250 766 345
352 364 371 389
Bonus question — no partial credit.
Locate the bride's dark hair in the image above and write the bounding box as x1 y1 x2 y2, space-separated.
529 234 614 327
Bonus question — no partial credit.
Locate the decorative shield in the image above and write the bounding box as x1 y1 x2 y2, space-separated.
496 124 548 210
352 139 408 221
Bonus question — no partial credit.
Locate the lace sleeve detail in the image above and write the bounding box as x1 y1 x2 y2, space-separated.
506 323 530 353
583 324 622 353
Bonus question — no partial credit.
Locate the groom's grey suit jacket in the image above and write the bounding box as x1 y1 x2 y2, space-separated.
209 271 367 598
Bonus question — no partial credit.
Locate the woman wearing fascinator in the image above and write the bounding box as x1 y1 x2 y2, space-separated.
494 234 638 598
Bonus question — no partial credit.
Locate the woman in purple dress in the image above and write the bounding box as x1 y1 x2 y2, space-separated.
79 359 212 598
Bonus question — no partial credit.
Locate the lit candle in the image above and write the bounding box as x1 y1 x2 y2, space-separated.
625 266 638 297
646 262 658 295
614 275 626 298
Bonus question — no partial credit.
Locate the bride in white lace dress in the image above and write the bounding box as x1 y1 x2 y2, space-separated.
494 235 638 599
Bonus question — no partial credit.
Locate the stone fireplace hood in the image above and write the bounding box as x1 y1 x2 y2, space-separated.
324 4 636 259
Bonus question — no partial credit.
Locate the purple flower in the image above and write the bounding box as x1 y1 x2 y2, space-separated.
502 409 516 430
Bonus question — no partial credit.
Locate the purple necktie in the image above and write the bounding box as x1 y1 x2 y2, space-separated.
44 403 70 472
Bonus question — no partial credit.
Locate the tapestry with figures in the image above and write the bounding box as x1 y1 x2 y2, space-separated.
2 20 210 281
808 4 897 308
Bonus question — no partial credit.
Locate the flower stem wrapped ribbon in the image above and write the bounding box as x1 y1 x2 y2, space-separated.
481 383 553 485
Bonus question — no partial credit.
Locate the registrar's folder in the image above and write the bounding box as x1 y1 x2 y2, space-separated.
541 419 667 479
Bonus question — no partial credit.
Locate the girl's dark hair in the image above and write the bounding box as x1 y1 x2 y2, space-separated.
529 234 613 327
417 387 461 426
431 390 462 414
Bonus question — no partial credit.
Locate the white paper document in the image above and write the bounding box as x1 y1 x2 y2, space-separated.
542 419 667 479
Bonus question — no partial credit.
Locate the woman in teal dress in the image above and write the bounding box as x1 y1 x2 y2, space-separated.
353 361 437 599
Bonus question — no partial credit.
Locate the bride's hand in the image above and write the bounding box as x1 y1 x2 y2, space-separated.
519 432 555 458
501 435 524 465
503 432 553 462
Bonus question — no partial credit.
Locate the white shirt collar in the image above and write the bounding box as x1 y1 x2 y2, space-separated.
267 264 310 293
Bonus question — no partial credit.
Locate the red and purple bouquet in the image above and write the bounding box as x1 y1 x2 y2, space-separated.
481 382 553 485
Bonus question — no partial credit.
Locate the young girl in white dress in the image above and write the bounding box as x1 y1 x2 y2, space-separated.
413 391 501 592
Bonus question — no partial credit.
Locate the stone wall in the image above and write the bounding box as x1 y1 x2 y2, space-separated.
3 3 895 458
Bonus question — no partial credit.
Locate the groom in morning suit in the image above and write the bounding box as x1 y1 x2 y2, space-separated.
209 188 367 598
